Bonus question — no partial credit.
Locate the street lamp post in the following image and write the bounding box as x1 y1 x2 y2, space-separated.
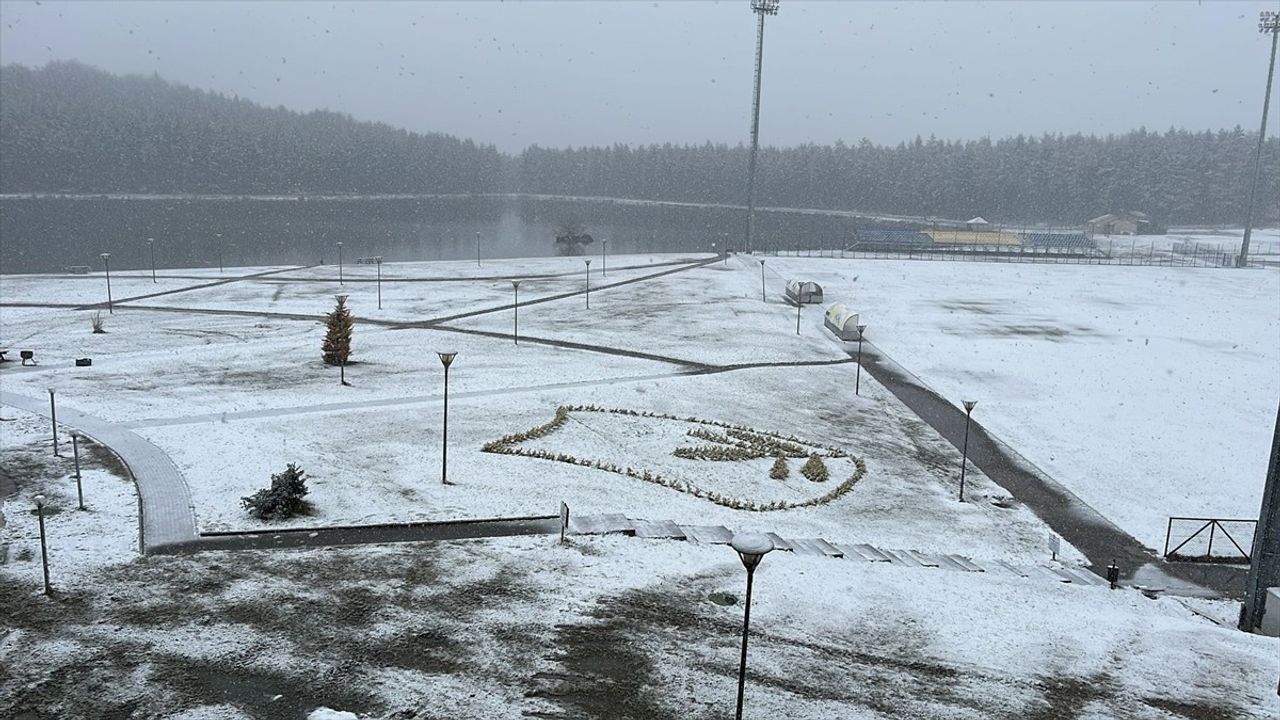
584 259 592 309
795 294 802 335
100 253 113 314
337 241 344 285
35 494 51 595
476 231 481 267
148 238 156 283
959 400 977 501
601 238 608 277
730 532 774 720
375 256 383 309
438 351 458 485
759 259 766 302
743 0 780 254
1239 10 1280 268
71 431 84 510
47 387 58 456
216 232 224 273
855 324 868 396
511 280 521 344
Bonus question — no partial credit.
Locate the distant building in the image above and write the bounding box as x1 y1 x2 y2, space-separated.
1086 210 1157 236
966 216 992 232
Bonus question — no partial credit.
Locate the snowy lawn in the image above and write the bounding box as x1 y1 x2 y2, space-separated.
452 257 850 366
134 254 706 324
0 405 141 584
1 535 1275 720
0 306 679 424
138 363 1068 565
765 256 1280 551
0 266 298 307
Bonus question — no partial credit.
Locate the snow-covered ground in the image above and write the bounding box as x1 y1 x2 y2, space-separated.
3 251 1277 718
2 535 1276 719
766 255 1280 551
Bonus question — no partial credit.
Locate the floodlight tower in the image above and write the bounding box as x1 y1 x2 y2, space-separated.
1239 10 1280 268
743 0 779 255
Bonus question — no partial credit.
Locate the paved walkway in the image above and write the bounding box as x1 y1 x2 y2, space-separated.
851 343 1248 597
1 390 198 551
568 514 1111 588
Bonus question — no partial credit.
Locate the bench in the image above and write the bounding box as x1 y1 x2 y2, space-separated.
20 349 36 366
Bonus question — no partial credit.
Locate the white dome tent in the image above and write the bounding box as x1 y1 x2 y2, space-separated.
785 280 823 305
824 304 862 341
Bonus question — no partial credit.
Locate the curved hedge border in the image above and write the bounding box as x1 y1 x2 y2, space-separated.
481 404 867 512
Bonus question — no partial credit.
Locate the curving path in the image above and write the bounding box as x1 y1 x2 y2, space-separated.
1 389 198 551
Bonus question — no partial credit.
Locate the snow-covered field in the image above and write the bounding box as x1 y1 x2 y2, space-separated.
2 536 1276 719
3 250 1279 719
766 255 1280 551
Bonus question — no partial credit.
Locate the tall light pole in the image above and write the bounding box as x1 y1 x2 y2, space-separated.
337 241 344 285
959 400 977 501
759 259 766 302
855 324 868 396
48 387 58 457
99 253 113 314
601 238 608 277
35 494 51 595
584 259 592 309
795 293 802 335
215 232 224 273
476 231 482 267
730 532 774 720
148 237 156 283
71 431 85 510
1239 10 1280 268
438 351 457 485
511 280 521 345
375 256 383 309
1240 401 1280 632
743 0 780 254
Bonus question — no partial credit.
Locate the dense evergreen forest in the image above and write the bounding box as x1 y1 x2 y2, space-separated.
2 61 1276 226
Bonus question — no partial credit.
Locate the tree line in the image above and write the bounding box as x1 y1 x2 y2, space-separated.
2 61 1276 226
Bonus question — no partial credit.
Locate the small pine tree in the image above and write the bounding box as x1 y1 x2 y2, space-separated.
323 294 354 366
769 456 789 480
241 463 310 520
801 453 829 482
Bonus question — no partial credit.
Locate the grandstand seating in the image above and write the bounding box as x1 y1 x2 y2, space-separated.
1021 233 1093 250
851 229 933 248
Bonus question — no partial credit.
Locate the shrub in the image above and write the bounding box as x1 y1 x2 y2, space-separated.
91 312 106 334
769 456 789 480
241 463 310 520
801 453 829 483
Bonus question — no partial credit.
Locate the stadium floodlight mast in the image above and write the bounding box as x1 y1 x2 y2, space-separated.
1239 10 1280 268
743 0 779 254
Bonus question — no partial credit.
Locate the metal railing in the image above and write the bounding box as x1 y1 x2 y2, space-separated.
1163 517 1257 564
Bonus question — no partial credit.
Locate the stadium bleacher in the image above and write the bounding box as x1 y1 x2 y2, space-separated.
1021 233 1093 250
851 229 933 249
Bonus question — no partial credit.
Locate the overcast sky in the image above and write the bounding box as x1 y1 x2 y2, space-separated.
1 1 1275 152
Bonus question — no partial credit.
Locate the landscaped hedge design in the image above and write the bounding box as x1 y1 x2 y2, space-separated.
481 405 867 512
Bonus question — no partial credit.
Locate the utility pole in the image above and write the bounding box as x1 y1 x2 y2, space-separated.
1241 402 1280 632
1239 11 1280 268
743 0 780 254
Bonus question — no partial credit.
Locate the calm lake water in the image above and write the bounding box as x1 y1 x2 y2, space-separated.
0 195 861 274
